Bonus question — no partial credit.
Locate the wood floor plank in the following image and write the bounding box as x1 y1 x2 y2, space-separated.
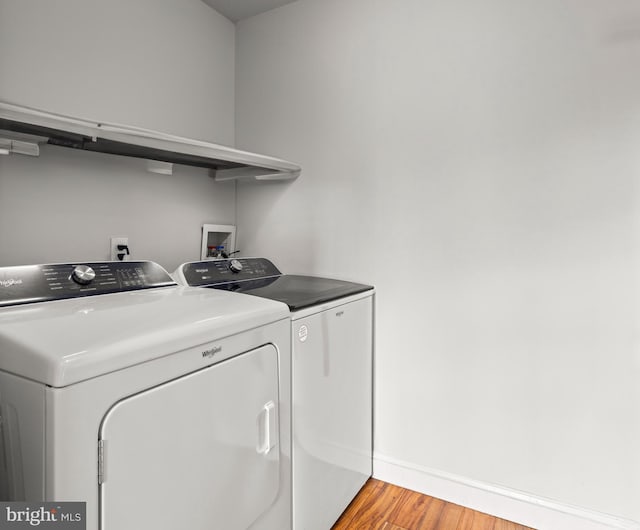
415 498 447 530
381 524 410 530
388 489 438 528
333 479 536 530
437 502 465 529
333 480 406 530
494 518 532 530
457 507 490 530
332 479 384 530
392 490 448 530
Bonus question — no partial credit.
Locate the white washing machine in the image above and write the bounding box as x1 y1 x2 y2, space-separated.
0 260 292 530
174 258 374 530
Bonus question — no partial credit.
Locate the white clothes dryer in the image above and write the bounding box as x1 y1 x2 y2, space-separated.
174 258 374 530
0 261 292 530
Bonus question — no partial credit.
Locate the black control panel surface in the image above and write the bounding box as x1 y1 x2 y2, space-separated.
181 258 282 286
0 261 176 307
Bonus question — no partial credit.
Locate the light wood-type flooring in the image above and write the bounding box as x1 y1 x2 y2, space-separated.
331 479 536 530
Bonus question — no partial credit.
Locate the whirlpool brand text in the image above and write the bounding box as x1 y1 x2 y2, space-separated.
0 278 23 288
202 345 222 358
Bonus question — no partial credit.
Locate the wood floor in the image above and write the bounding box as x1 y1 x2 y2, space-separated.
331 479 536 530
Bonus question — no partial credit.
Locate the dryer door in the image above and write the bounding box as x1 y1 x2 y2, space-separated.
99 344 280 530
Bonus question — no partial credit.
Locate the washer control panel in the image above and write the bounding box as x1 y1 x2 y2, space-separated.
181 258 282 287
0 261 176 307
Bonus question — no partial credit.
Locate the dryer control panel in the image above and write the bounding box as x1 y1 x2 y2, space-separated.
0 261 176 307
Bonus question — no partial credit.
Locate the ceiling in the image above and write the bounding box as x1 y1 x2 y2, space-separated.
201 0 298 22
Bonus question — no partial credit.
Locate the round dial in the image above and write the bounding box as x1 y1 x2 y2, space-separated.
229 259 243 273
71 265 96 285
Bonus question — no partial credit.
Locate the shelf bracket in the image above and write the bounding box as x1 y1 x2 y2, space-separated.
210 166 300 182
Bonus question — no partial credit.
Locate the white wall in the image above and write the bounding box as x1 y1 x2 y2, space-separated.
0 0 235 142
236 0 640 524
0 0 236 271
0 146 235 270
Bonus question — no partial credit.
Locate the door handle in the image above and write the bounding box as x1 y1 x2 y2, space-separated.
256 401 276 455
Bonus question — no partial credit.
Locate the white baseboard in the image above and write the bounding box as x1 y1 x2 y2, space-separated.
373 453 640 530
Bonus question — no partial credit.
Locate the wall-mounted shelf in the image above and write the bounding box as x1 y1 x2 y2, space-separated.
0 101 301 182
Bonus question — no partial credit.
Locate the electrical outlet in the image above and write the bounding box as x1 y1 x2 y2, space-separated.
110 236 130 261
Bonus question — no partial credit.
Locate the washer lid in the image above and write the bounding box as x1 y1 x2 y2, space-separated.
0 286 288 387
175 258 374 311
210 275 374 311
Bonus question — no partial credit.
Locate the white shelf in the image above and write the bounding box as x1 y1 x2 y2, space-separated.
0 101 301 182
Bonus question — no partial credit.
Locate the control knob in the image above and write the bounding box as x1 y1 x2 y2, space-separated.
229 259 243 273
71 265 96 285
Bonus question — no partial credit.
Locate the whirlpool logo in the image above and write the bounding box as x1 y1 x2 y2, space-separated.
202 345 222 359
0 278 23 288
0 502 85 529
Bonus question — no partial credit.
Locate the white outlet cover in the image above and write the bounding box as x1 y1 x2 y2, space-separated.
110 236 130 261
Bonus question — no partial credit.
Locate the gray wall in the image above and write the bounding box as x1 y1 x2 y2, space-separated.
0 0 237 271
236 0 640 523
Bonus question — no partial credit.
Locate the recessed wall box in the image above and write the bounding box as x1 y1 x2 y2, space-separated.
201 224 236 260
